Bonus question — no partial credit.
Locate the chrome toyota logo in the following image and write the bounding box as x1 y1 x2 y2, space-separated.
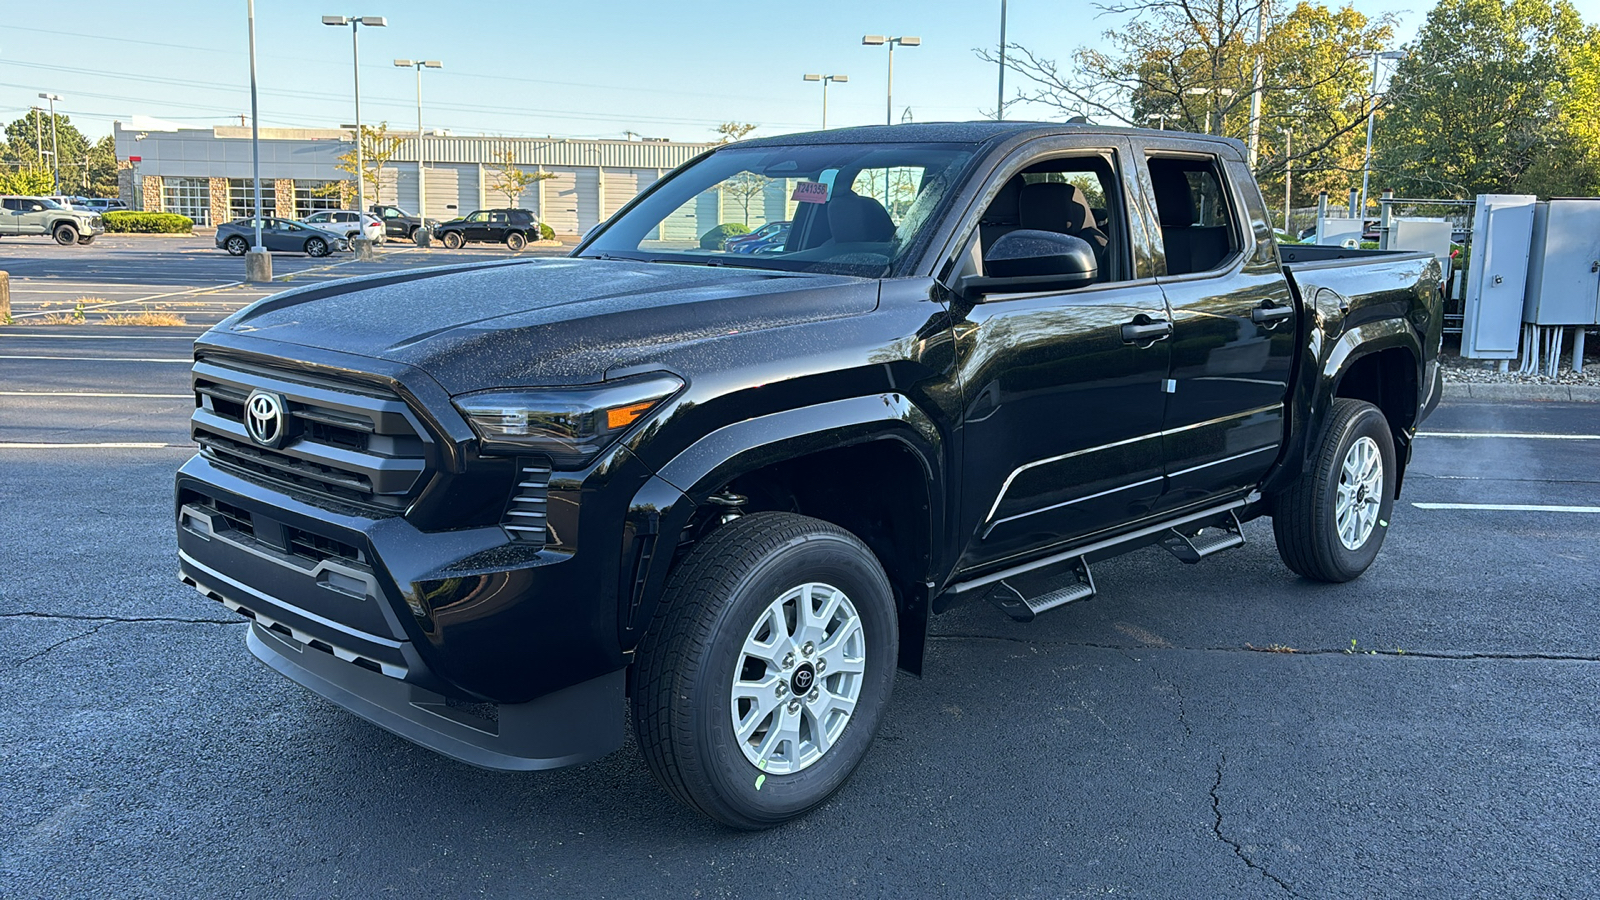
244 390 287 448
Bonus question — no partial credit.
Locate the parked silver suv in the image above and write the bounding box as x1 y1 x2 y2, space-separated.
0 195 105 245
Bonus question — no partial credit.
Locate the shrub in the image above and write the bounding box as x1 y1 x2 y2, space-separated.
102 211 193 234
0 168 55 195
538 222 555 241
699 223 749 250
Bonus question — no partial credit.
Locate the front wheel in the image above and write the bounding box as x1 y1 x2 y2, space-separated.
440 231 463 249
631 512 897 829
1272 398 1397 582
54 224 79 245
304 237 329 257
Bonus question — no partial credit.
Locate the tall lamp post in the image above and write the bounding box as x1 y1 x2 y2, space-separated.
802 74 848 129
1359 50 1406 219
997 0 1007 120
861 35 920 126
1183 86 1234 134
322 13 386 258
37 93 62 191
244 0 271 282
394 59 442 225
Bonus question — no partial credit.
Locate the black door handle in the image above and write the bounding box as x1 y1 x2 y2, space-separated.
1252 302 1294 324
1121 318 1173 344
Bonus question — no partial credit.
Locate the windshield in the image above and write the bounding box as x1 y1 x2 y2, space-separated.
579 142 976 278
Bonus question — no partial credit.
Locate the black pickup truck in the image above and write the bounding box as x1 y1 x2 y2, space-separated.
176 123 1442 829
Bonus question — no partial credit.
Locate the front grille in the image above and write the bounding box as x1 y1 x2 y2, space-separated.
502 458 551 545
191 358 427 512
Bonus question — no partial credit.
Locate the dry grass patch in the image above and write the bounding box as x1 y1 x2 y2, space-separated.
36 312 88 325
98 312 189 326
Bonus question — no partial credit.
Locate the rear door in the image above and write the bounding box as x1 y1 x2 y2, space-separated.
0 198 24 235
1134 142 1297 509
950 141 1175 571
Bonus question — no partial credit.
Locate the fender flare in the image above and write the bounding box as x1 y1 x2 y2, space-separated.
617 393 946 675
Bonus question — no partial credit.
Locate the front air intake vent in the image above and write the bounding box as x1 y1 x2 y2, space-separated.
502 458 551 545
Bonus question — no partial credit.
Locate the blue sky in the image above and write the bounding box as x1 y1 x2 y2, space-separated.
3 0 1598 143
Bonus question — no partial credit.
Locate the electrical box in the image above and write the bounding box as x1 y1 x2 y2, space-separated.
1316 217 1364 247
1523 198 1600 326
1386 218 1454 281
1461 194 1537 359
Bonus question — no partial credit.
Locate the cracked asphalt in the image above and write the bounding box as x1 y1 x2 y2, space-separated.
3 308 1599 896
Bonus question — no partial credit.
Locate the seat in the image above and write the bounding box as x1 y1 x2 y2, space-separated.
978 177 1025 254
826 190 896 244
1017 181 1111 266
1149 164 1231 275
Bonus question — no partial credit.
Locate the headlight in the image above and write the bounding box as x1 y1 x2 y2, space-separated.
454 373 683 466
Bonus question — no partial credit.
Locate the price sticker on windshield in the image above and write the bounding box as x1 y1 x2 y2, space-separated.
791 181 830 204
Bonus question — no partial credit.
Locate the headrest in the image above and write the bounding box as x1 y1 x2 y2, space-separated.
827 190 896 243
1019 181 1096 234
1149 164 1196 228
981 177 1025 225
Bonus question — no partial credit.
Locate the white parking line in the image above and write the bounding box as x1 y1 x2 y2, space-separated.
1419 431 1600 440
0 334 200 340
8 282 245 320
0 355 191 362
0 442 188 449
0 391 191 398
1412 502 1600 513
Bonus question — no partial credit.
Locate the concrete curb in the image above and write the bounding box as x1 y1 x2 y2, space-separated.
1443 381 1600 403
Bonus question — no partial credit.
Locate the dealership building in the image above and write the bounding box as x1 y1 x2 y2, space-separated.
113 119 717 236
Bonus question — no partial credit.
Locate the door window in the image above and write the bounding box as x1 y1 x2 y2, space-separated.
966 152 1129 285
466 211 489 223
1144 156 1239 276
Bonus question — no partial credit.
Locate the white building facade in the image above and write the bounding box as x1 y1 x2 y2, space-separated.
114 121 715 236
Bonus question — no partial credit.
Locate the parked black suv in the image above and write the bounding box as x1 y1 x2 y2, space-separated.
369 204 433 241
432 207 541 250
177 123 1442 829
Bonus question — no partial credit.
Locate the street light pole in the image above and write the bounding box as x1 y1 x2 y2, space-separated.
1277 125 1293 233
1183 86 1234 135
37 93 62 191
803 74 849 129
395 59 442 221
245 0 271 282
997 0 1007 120
323 14 387 257
862 35 921 126
1247 0 1267 168
29 107 43 166
1359 50 1405 220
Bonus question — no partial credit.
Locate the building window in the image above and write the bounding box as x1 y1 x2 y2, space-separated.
161 177 210 225
227 179 275 219
295 181 344 218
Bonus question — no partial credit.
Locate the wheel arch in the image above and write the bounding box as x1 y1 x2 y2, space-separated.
620 394 947 676
1317 323 1422 497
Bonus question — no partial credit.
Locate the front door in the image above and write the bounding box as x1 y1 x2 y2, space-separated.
954 146 1174 572
1138 149 1296 509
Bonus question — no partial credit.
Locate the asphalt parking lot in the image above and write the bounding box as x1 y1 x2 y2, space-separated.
2 249 1599 897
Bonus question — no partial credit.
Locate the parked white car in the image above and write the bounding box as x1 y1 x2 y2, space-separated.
300 209 385 244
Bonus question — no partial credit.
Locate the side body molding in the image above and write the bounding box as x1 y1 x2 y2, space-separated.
618 393 947 676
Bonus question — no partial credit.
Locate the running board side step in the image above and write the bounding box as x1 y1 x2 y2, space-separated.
985 557 1095 622
1160 510 1245 563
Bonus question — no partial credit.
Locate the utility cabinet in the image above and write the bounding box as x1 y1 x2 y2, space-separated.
1461 194 1537 359
1316 216 1364 247
1524 198 1600 326
1386 218 1454 280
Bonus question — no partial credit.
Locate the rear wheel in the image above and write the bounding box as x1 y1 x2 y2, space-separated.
53 224 79 246
441 231 463 249
304 237 329 257
224 236 248 256
631 512 897 829
506 231 528 252
1272 398 1396 582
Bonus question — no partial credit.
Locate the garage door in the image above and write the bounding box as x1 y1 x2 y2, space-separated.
538 167 580 235
424 167 461 220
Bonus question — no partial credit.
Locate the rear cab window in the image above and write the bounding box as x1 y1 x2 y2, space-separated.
1143 155 1241 276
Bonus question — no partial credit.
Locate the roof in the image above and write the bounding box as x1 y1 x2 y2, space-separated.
737 120 1245 154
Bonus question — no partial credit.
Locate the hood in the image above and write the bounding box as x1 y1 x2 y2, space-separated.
215 258 879 393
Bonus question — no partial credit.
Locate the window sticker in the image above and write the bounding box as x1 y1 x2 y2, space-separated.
791 181 830 204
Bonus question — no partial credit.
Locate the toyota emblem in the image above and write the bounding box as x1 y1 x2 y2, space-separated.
245 390 288 448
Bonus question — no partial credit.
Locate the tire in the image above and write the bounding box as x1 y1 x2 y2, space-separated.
224 236 248 256
632 512 898 829
1272 398 1397 582
441 231 463 249
408 226 420 242
304 237 329 257
506 231 528 252
53 224 79 246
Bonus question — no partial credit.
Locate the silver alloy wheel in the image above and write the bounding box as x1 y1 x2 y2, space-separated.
1336 435 1384 550
729 581 866 775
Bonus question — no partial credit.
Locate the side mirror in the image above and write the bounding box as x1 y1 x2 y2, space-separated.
959 229 1098 298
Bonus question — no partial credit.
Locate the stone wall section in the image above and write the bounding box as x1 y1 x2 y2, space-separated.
208 177 229 227
139 175 161 213
274 179 296 217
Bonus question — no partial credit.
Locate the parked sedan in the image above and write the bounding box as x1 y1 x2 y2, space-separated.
216 218 348 257
300 209 385 243
81 198 128 213
727 220 790 254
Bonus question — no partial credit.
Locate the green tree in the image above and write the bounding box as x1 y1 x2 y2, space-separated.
721 171 772 225
1374 0 1594 198
3 109 94 193
714 122 758 144
1550 32 1600 194
487 148 555 208
333 122 405 206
